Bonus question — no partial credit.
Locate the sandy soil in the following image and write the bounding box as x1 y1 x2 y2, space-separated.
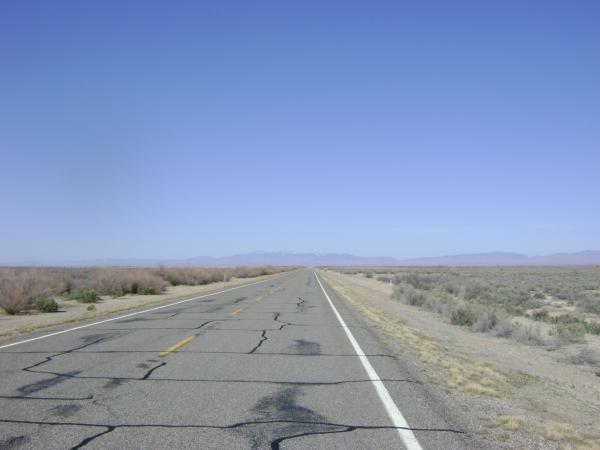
319 269 600 450
0 275 277 340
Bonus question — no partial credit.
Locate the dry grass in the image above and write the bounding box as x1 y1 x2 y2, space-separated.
542 422 582 443
486 415 527 431
320 270 508 397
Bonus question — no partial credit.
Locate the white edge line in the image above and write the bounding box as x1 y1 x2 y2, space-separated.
314 271 423 450
0 272 292 350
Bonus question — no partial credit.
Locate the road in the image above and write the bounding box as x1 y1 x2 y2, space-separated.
0 269 469 449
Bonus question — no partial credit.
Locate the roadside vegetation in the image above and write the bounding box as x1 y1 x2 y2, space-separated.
0 266 291 315
329 266 600 351
320 268 600 448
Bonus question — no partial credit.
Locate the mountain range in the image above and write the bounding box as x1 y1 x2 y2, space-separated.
3 250 600 267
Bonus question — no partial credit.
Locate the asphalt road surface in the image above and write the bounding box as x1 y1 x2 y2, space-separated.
0 269 470 449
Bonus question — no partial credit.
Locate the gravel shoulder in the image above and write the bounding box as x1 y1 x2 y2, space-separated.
0 274 279 341
319 269 600 449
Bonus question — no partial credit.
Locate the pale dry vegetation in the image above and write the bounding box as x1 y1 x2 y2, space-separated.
0 266 292 315
330 266 600 352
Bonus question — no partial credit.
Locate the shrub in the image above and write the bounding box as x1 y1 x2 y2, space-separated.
392 284 426 306
552 322 586 345
531 310 549 321
462 282 488 300
35 297 58 312
570 347 600 366
107 287 124 298
451 306 475 326
69 288 99 303
92 268 166 296
377 275 392 283
491 318 513 337
577 294 600 314
472 310 498 333
0 269 48 314
86 304 96 311
365 273 373 278
424 297 453 317
512 324 546 346
136 283 157 295
394 273 441 290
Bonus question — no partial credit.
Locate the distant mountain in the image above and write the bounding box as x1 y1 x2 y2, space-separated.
398 251 600 266
3 250 600 267
187 252 398 267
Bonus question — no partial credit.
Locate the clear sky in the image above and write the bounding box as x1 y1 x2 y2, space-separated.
1 1 599 262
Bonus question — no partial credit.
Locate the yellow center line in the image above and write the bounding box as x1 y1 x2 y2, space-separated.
159 336 194 357
231 308 243 315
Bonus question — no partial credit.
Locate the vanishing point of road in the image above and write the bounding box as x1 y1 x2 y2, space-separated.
0 269 469 449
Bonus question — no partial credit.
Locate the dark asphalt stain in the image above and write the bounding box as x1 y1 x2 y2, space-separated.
49 404 81 418
17 371 81 395
116 317 153 323
0 436 29 450
248 387 331 449
136 363 149 369
290 339 321 355
0 418 464 450
79 334 114 344
103 378 128 389
233 297 247 304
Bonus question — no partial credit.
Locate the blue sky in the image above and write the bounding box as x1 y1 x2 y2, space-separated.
1 1 599 261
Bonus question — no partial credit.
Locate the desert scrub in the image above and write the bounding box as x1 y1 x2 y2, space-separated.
531 312 600 336
551 322 586 345
69 288 99 303
0 269 55 314
35 297 59 312
472 309 498 332
135 283 158 295
451 306 476 326
577 293 600 314
569 347 600 366
392 283 426 306
512 324 547 346
376 275 392 283
0 266 293 314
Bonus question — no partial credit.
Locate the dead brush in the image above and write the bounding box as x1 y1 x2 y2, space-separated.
0 268 51 314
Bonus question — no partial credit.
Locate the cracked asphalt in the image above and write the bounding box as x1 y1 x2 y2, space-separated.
0 269 471 449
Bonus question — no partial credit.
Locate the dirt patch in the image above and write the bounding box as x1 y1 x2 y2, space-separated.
319 269 600 449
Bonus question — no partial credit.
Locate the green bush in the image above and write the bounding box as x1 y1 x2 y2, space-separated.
69 288 99 303
451 306 475 326
107 287 124 298
136 284 157 295
553 322 586 345
531 310 549 321
35 297 58 312
86 304 96 311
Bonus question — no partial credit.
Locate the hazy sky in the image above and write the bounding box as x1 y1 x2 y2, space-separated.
1 1 599 261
